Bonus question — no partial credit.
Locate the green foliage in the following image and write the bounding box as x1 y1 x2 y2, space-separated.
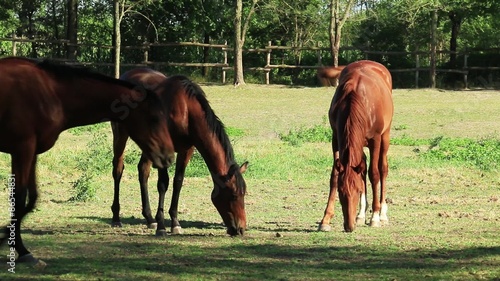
420 136 500 171
279 124 331 146
391 135 430 146
184 151 209 178
68 123 109 136
225 126 246 137
70 131 112 202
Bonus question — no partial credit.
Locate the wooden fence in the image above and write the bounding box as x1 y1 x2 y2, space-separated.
1 37 499 88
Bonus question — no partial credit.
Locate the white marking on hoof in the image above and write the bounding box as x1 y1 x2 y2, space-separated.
147 222 158 229
370 212 381 227
318 224 332 232
356 216 366 226
380 203 389 223
17 254 47 270
171 226 183 235
111 221 123 227
155 229 168 237
33 259 47 270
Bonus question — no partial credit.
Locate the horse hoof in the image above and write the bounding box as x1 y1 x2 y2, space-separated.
17 254 46 270
155 229 168 237
370 221 381 228
318 224 332 232
356 217 366 226
147 223 158 229
380 219 389 226
33 259 47 270
111 222 123 228
171 226 183 235
17 253 37 263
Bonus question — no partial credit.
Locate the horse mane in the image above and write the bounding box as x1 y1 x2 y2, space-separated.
337 79 368 196
174 75 246 194
36 59 138 89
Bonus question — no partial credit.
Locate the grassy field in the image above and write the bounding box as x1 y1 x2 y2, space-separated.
0 86 499 280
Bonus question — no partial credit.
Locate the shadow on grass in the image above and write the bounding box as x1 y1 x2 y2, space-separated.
75 216 225 230
2 239 498 280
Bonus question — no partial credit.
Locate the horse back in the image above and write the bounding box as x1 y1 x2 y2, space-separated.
331 60 393 139
120 68 166 92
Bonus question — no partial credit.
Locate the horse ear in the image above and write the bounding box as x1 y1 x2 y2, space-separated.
240 161 249 174
226 164 239 180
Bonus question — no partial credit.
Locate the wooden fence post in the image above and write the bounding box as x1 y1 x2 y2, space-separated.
265 41 272 85
11 34 17 56
143 42 149 64
222 40 227 84
415 53 419 88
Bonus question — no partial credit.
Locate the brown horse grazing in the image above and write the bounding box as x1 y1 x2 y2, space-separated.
317 65 346 86
318 60 393 232
0 57 175 268
111 68 248 236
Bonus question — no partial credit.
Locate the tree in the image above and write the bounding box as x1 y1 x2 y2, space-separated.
233 0 258 86
327 0 356 86
67 0 78 60
112 0 157 78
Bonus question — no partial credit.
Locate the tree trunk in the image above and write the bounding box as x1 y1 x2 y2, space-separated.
328 0 354 86
66 0 78 60
233 0 245 86
328 0 338 67
202 32 210 77
430 9 437 88
448 11 462 69
113 0 121 79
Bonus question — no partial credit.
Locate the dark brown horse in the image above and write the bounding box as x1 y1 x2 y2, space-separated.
0 58 175 268
317 65 346 86
111 68 248 236
318 60 393 232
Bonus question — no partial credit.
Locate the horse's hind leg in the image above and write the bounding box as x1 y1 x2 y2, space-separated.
169 147 194 235
379 132 391 225
368 137 383 227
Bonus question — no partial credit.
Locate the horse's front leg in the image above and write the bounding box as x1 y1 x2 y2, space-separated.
137 154 155 228
319 150 340 232
356 152 368 226
154 166 170 236
111 123 128 227
168 147 194 235
4 143 46 269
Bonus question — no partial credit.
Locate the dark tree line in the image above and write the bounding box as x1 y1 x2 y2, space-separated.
0 0 498 87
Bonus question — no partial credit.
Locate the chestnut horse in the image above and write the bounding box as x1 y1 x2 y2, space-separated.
111 68 248 236
0 57 175 268
317 65 346 86
318 60 393 232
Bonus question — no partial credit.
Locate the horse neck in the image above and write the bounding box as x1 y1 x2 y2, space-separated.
61 80 140 129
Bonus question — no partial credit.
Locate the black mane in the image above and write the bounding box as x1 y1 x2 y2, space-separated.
36 59 138 89
172 75 246 193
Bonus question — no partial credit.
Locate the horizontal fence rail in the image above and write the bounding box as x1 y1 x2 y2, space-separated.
1 37 498 88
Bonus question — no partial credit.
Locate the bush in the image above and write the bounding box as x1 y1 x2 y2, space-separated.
70 132 112 202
